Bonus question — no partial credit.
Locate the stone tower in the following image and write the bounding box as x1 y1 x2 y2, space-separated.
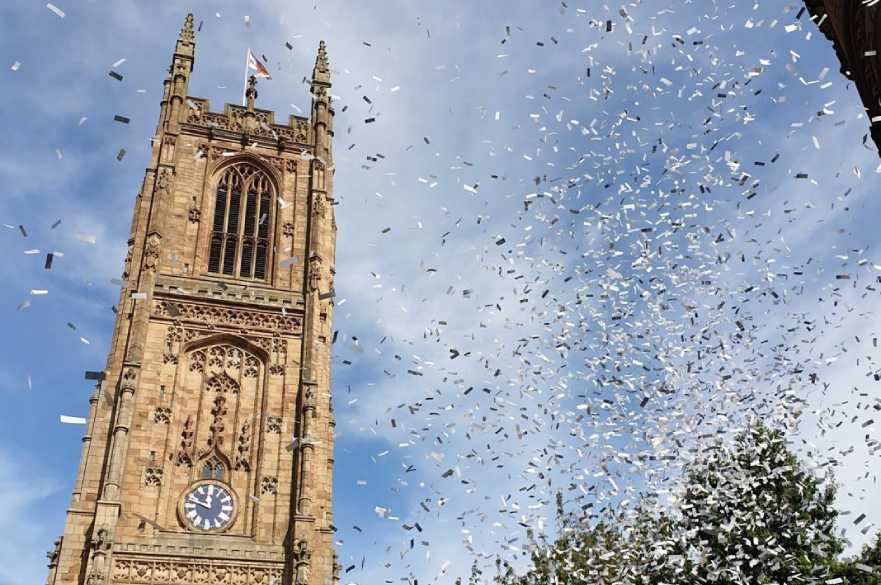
45 14 338 585
803 1 881 155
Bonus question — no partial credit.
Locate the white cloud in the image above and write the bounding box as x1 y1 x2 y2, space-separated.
0 451 60 585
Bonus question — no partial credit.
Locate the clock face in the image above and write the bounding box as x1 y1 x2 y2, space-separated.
181 481 236 532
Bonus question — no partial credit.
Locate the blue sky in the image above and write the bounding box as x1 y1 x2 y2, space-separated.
2 1 881 584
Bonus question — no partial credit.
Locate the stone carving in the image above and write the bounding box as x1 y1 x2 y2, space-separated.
185 106 309 144
307 256 321 293
269 334 287 376
265 156 285 174
123 239 134 279
332 552 340 585
227 347 242 369
244 355 260 378
46 537 62 568
154 300 302 334
189 197 201 223
86 528 113 585
144 233 162 271
285 159 297 173
303 386 316 411
176 415 195 467
265 416 282 434
208 346 225 369
261 476 278 495
189 349 206 373
152 562 172 583
154 407 171 424
110 557 283 585
164 324 184 364
315 40 329 75
198 143 226 161
156 168 174 196
178 13 194 42
207 395 227 449
282 222 294 238
206 372 239 394
249 336 273 352
293 540 311 585
144 467 163 486
234 422 251 471
121 367 138 392
312 193 325 218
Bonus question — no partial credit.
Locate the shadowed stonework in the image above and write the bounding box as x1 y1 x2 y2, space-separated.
804 0 881 154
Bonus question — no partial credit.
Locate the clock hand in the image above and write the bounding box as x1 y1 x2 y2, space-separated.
189 496 211 509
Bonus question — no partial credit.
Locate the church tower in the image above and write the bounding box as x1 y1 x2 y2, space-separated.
46 14 338 585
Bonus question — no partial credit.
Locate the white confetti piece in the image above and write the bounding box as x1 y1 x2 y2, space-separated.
46 3 65 18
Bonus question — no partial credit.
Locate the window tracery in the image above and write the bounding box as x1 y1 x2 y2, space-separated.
207 163 274 280
200 455 226 481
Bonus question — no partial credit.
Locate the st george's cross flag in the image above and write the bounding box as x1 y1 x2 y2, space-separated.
247 49 271 79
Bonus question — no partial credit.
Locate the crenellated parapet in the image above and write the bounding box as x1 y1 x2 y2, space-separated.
184 100 313 148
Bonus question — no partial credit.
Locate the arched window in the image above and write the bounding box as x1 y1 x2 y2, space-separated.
201 455 226 480
207 163 273 280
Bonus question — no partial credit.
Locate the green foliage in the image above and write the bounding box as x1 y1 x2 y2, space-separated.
494 423 875 585
677 424 843 584
831 533 881 585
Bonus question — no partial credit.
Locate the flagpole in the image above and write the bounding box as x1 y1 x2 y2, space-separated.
242 49 250 106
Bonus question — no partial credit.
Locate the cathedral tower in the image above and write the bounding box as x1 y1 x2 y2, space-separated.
46 14 338 585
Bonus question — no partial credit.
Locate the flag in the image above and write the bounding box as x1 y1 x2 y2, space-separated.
247 49 271 79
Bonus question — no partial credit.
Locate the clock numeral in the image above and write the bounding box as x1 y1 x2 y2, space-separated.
185 483 234 531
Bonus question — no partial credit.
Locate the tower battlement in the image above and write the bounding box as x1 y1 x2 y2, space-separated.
183 100 314 149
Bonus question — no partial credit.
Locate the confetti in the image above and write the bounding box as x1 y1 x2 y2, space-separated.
46 3 65 18
6 6 881 585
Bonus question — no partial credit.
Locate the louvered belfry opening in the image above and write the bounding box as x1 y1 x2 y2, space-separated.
207 163 273 280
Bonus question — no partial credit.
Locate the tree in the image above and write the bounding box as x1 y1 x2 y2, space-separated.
833 533 881 585
675 424 844 584
495 422 855 585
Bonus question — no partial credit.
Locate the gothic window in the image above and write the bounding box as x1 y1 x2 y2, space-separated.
207 163 274 280
201 455 226 480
